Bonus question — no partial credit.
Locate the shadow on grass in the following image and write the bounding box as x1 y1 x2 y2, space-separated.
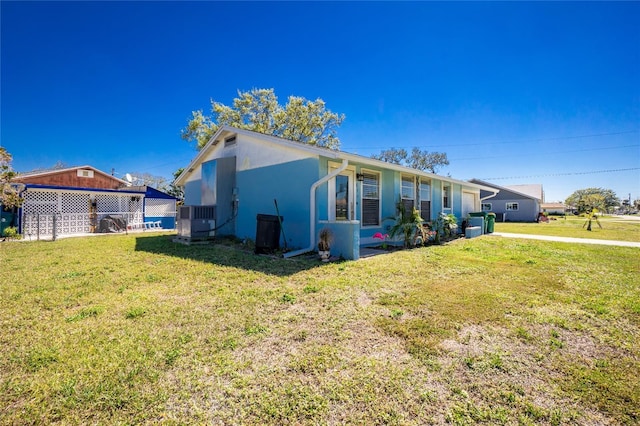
134 234 323 277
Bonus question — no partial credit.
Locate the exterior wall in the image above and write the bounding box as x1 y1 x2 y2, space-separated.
313 161 481 247
452 183 463 218
498 198 539 222
480 187 540 222
16 169 124 190
181 132 319 249
236 157 319 249
431 180 443 217
316 159 396 247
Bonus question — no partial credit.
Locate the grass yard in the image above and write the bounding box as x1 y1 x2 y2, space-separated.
494 215 640 242
1 233 639 424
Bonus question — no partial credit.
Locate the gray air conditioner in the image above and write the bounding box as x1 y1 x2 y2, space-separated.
177 205 216 239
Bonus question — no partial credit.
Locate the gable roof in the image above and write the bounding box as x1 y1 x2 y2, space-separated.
16 165 128 186
175 126 497 192
469 178 541 201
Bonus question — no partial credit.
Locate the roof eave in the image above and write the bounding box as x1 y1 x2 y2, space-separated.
174 126 496 192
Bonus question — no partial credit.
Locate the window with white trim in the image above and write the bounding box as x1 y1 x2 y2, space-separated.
443 184 451 209
401 175 415 218
361 171 380 226
419 178 431 221
506 202 519 211
481 203 492 211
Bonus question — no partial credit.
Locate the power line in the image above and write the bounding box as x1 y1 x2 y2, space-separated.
480 167 640 180
346 130 639 150
450 144 639 161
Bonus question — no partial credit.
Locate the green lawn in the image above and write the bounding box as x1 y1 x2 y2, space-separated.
495 215 640 242
1 233 638 424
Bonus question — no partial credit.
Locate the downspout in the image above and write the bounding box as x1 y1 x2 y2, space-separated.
480 189 499 202
283 158 349 258
480 189 500 220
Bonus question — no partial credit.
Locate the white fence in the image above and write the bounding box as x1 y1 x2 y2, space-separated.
20 189 148 240
21 212 149 241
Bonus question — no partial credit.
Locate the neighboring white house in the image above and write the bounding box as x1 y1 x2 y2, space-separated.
541 202 567 215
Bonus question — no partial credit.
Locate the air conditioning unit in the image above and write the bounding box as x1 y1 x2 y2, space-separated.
177 205 216 240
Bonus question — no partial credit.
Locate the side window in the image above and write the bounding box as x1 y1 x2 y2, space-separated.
401 175 415 218
443 184 451 209
419 179 431 221
361 171 380 226
482 203 492 211
506 202 519 211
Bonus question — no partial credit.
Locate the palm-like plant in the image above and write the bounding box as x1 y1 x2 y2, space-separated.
387 200 426 248
432 213 458 243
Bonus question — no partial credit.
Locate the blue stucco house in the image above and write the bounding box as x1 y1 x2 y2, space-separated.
174 126 497 260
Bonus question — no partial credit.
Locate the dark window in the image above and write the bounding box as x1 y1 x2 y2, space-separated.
335 175 349 220
506 202 519 211
443 184 451 209
402 199 415 220
420 201 431 222
419 179 431 221
362 172 379 226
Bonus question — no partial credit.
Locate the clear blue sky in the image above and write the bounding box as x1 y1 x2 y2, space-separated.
2 1 639 203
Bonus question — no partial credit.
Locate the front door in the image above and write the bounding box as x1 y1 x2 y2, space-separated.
329 168 355 221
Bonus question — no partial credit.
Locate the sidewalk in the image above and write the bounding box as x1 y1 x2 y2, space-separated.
490 232 640 248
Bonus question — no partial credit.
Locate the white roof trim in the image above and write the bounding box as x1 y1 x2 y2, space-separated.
175 126 497 192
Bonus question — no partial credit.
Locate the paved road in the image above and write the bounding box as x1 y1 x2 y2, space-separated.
490 232 640 248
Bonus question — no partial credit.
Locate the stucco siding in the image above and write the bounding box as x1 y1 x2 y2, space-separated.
500 199 539 222
236 157 319 249
431 180 443 217
452 183 462 217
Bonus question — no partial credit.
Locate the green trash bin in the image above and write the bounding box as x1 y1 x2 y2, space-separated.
468 212 488 233
486 212 496 234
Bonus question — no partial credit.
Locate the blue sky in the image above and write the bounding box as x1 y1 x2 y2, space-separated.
2 1 639 202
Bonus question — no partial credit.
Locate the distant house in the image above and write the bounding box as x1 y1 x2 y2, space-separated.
12 166 177 238
175 126 498 259
541 202 567 215
15 165 126 189
469 179 542 222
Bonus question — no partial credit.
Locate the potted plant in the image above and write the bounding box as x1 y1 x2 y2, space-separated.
317 227 333 262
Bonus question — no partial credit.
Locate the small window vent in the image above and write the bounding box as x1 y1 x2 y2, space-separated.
224 136 237 147
77 169 94 178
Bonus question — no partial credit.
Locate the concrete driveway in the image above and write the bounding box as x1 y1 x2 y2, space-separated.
490 232 640 248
